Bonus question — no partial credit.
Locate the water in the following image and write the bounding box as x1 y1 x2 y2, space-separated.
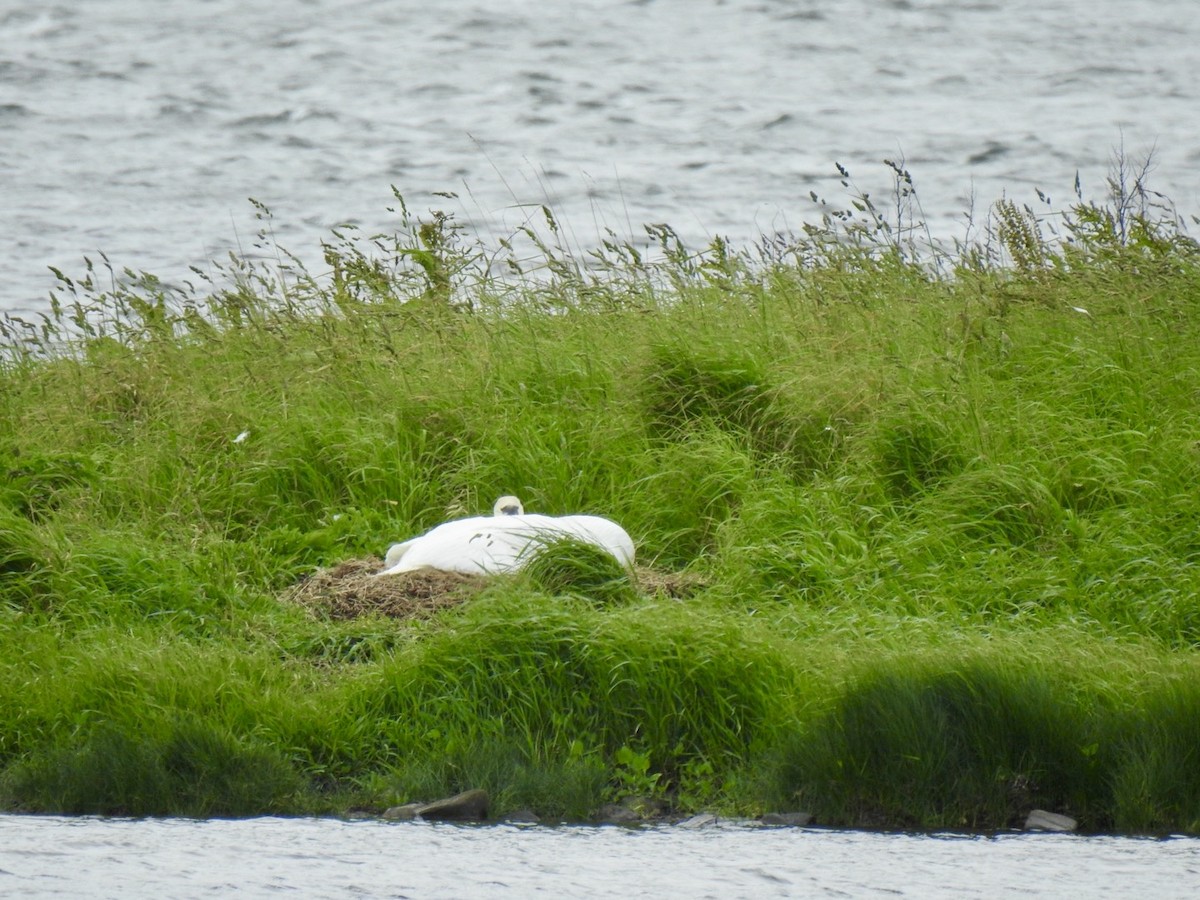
2 0 1198 315
2 815 1198 899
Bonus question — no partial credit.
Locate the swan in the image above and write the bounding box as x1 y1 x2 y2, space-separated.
376 495 635 576
380 495 524 569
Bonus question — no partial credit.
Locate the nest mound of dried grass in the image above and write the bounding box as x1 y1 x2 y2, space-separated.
284 558 490 620
284 558 707 621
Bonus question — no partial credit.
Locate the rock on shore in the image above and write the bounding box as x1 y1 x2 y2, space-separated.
383 789 490 822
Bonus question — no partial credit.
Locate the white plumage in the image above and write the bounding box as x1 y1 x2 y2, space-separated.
375 495 635 576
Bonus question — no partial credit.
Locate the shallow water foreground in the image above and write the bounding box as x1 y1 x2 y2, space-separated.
2 815 1197 899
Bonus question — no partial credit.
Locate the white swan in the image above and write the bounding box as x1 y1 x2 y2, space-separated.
376 495 635 576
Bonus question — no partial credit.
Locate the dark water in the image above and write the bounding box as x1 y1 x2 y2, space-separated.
1 0 1198 315
3 815 1199 899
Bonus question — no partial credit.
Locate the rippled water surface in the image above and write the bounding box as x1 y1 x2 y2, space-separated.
2 0 1199 313
2 815 1199 899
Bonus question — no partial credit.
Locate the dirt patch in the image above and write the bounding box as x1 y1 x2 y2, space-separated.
284 558 707 621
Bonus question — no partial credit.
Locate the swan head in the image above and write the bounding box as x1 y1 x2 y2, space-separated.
493 495 524 516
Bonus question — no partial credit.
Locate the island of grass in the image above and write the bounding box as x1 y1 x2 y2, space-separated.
2 177 1199 833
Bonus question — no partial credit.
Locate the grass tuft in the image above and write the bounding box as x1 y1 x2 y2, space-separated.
772 654 1101 830
0 719 304 817
521 538 638 606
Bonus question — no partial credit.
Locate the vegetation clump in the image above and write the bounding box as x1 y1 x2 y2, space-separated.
2 159 1200 832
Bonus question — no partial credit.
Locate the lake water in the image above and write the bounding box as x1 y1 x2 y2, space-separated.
2 815 1199 899
2 0 1199 316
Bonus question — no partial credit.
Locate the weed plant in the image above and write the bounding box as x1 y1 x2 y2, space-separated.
2 157 1200 830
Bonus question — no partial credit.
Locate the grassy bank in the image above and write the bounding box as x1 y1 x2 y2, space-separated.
2 173 1199 832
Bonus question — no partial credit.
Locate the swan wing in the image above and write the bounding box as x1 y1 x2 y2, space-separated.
376 517 527 575
383 539 415 569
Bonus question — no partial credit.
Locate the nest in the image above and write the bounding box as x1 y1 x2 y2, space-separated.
284 557 707 621
284 557 490 620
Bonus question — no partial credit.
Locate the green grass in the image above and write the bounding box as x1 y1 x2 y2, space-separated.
2 167 1200 830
